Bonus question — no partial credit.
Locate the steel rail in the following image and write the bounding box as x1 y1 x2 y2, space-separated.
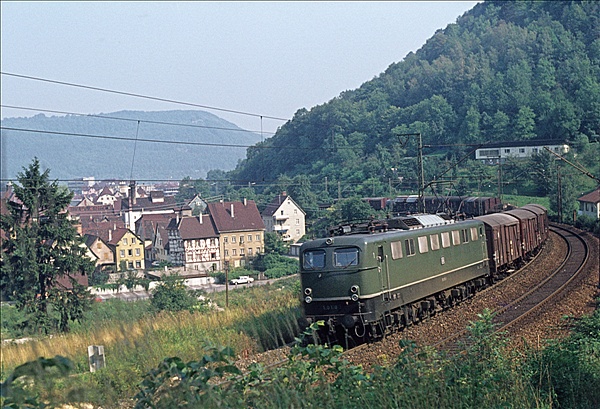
434 223 589 354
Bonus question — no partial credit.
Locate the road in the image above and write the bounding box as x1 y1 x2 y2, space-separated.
92 277 288 302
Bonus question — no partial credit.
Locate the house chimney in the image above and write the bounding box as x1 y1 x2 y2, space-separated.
129 181 136 205
108 229 112 242
199 212 203 224
230 203 235 218
243 197 247 206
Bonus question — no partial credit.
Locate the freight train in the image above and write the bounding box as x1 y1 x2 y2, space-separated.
299 204 548 346
387 195 503 217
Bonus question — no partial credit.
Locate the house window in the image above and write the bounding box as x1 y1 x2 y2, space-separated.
224 250 229 257
135 248 140 256
135 260 141 269
532 148 538 153
232 249 237 256
296 219 300 225
123 238 128 245
211 252 216 260
120 250 125 258
128 262 134 269
504 149 511 154
210 238 215 246
97 242 102 249
239 236 244 244
519 148 525 153
128 249 133 256
256 234 261 241
479 149 499 157
281 210 284 215
231 236 236 243
256 247 261 254
294 209 298 214
248 235 252 242
224 236 228 244
248 248 253 256
240 248 245 256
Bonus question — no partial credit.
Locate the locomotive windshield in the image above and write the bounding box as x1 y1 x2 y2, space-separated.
334 247 359 268
303 249 325 270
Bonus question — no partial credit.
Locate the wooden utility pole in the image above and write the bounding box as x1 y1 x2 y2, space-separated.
224 260 230 308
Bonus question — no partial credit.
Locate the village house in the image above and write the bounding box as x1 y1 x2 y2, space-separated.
83 234 115 272
475 140 570 164
135 213 174 266
207 200 265 268
105 227 146 271
261 192 306 243
166 213 220 274
121 181 179 233
95 186 120 206
577 188 600 220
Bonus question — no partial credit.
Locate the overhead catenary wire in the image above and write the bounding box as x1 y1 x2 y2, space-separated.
0 126 295 150
0 104 276 136
0 72 289 122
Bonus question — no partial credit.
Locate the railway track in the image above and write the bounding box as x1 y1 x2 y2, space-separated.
433 223 590 354
235 224 592 372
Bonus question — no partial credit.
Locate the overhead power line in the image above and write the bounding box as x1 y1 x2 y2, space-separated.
0 104 276 136
0 126 309 150
1 71 289 121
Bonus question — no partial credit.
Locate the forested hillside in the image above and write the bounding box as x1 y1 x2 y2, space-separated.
1 110 261 180
233 1 599 192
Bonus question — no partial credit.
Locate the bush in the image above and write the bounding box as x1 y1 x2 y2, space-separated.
533 310 600 408
0 303 29 339
574 214 600 235
254 253 298 273
150 274 203 313
88 269 110 286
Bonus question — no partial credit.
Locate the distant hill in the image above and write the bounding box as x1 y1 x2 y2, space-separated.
1 110 261 181
233 1 599 183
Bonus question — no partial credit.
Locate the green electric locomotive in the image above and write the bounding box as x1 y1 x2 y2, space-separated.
300 215 490 345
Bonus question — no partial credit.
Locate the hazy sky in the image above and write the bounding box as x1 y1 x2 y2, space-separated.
1 1 478 135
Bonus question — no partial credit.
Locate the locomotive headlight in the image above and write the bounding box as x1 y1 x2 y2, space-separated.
351 294 359 302
350 285 359 294
304 287 312 296
304 296 313 304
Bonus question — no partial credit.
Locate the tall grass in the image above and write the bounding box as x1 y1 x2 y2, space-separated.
1 277 302 404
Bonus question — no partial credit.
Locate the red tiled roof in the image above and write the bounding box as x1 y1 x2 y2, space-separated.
578 188 600 203
107 227 129 245
176 214 218 239
208 201 265 233
98 186 114 197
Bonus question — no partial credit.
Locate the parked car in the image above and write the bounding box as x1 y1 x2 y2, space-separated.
229 275 255 285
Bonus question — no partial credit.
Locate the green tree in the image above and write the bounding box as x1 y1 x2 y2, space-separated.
515 106 537 140
264 232 288 255
339 197 376 222
150 274 203 313
0 158 93 333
